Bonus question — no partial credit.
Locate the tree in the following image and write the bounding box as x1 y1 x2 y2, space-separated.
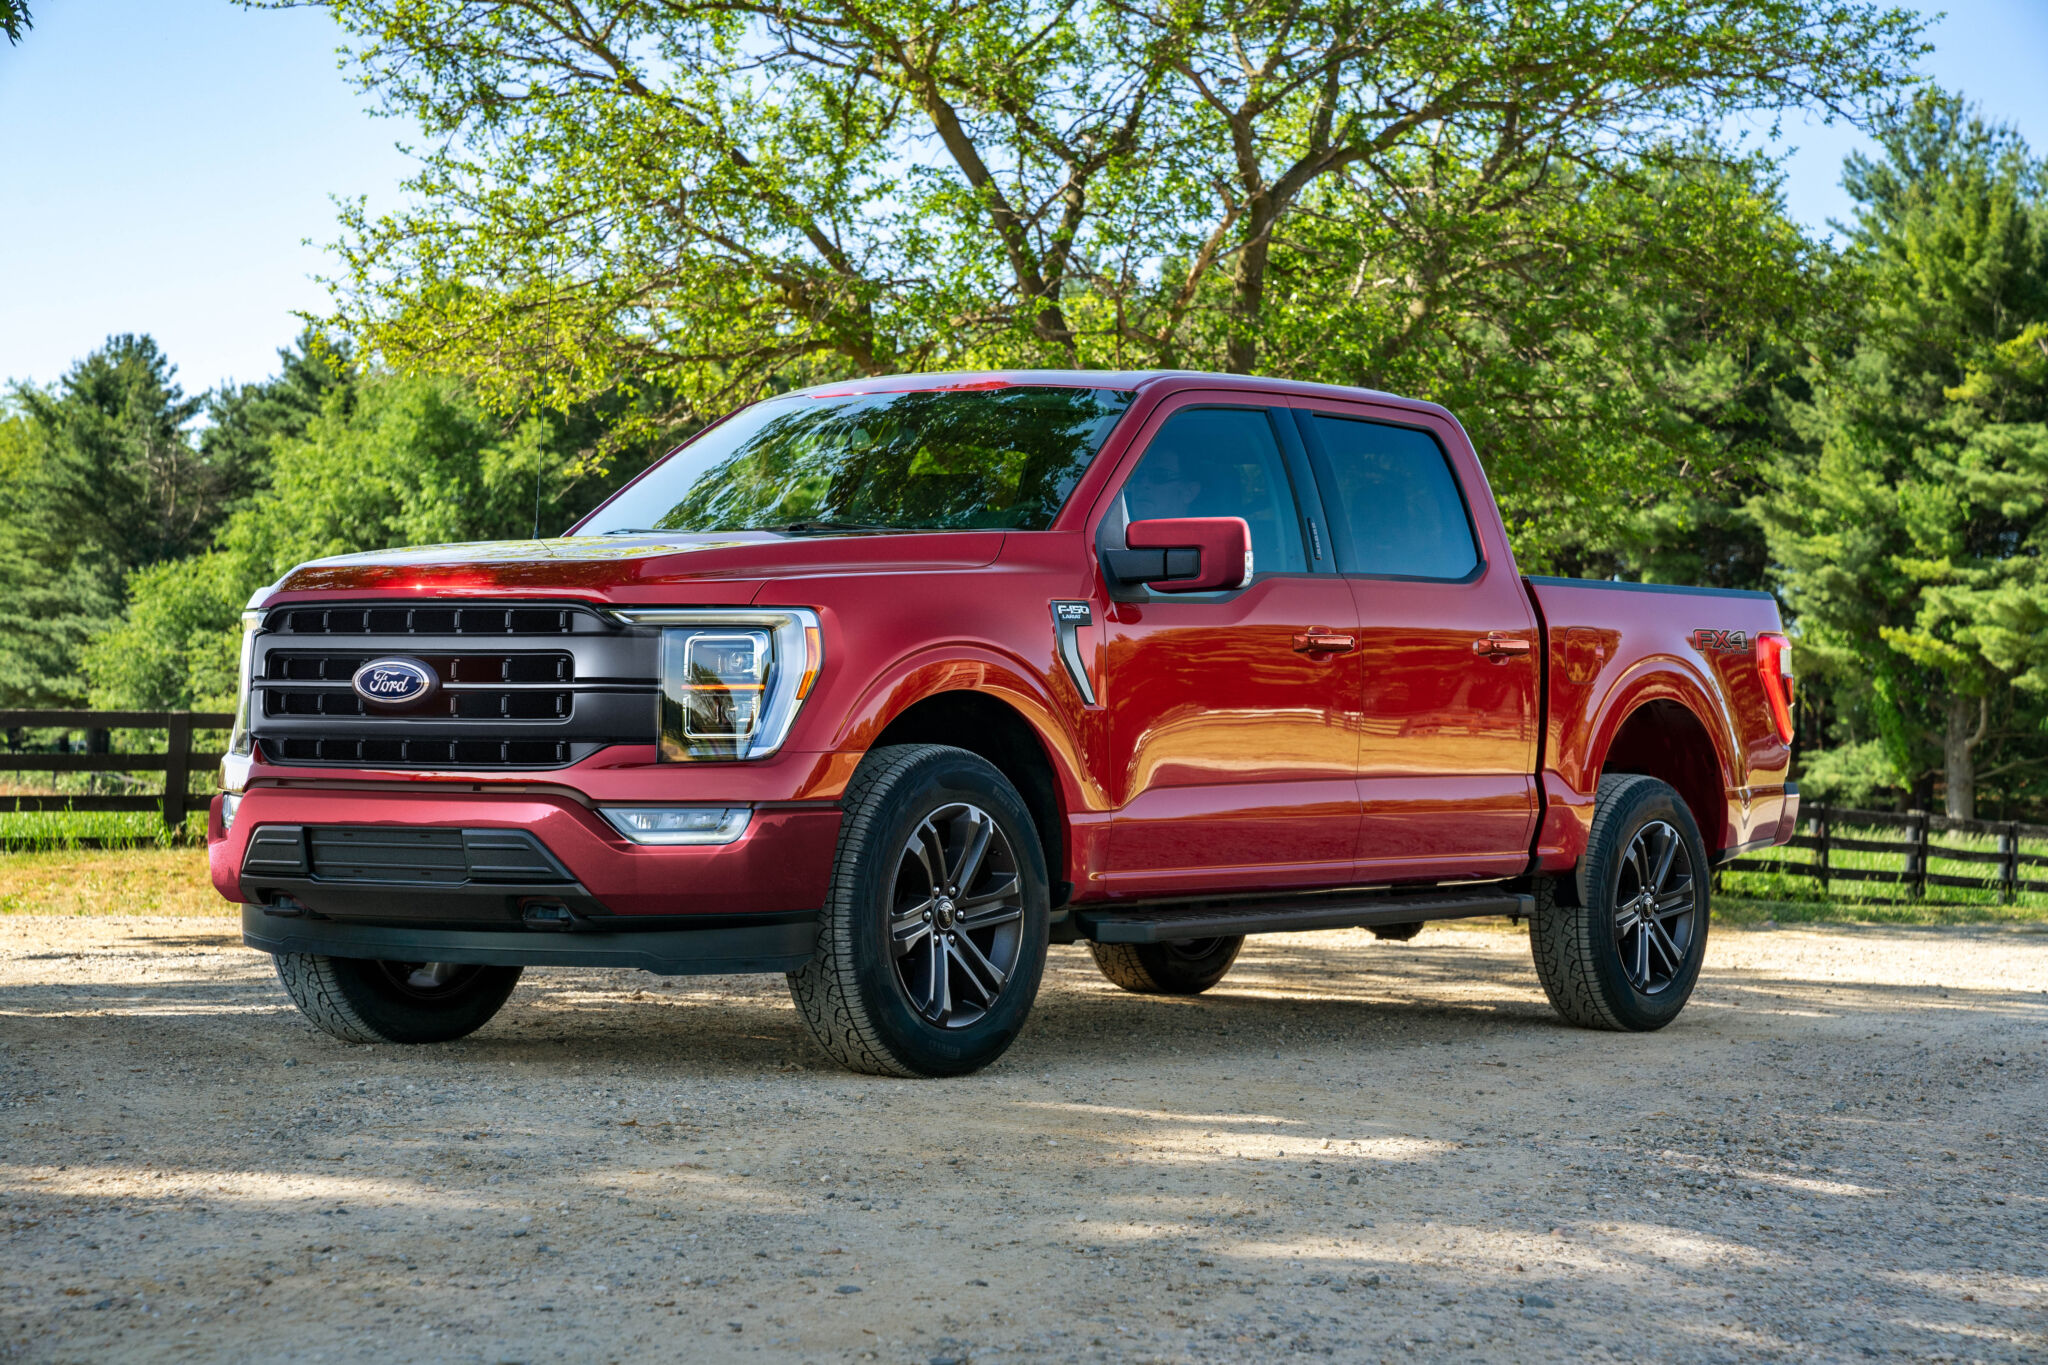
298 0 1923 493
0 336 227 705
2 0 30 45
84 360 668 709
1756 91 2048 819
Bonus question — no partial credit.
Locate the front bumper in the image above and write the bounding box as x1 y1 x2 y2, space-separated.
241 904 817 975
209 784 840 922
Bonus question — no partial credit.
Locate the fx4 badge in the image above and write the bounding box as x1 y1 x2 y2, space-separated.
1690 629 1749 653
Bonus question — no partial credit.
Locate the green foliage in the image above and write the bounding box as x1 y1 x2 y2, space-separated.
295 0 1923 517
1756 91 2048 818
81 348 666 711
1 0 30 45
0 336 248 705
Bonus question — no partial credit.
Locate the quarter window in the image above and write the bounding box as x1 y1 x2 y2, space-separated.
1308 415 1478 580
1120 408 1307 576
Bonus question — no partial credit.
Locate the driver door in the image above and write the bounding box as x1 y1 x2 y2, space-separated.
1097 399 1363 899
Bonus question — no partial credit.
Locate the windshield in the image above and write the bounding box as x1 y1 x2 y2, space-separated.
579 385 1133 535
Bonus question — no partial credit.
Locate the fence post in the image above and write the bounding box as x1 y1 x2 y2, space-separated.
162 712 192 833
1815 804 1831 897
1905 809 1928 900
2001 822 2019 905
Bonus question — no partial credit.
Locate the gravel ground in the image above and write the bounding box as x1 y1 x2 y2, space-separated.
2 913 2044 1364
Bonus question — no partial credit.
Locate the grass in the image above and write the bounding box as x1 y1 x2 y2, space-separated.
1717 818 2048 925
0 809 207 852
0 846 225 916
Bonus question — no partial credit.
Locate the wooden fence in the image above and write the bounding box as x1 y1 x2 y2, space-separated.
1724 803 2048 902
1 710 235 831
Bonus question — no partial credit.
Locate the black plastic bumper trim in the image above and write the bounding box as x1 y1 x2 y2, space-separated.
241 904 818 975
1073 888 1531 944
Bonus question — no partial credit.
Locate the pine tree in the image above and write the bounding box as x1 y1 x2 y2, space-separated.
1757 92 2048 818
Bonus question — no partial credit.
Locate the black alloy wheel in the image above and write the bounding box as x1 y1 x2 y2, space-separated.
1611 819 1697 995
790 744 1051 1077
889 802 1027 1028
1529 772 1711 1032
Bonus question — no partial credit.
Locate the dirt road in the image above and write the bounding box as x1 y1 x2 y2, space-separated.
2 914 2044 1363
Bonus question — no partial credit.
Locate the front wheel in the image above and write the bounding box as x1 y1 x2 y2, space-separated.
1530 773 1710 1032
274 954 522 1044
789 744 1050 1077
1088 936 1243 995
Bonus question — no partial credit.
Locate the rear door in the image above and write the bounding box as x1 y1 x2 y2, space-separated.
1096 397 1363 898
1290 403 1540 882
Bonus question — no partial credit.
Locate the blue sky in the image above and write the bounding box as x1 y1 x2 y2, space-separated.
2 0 2045 397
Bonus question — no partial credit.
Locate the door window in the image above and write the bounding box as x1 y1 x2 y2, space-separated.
1307 415 1479 580
1120 408 1307 575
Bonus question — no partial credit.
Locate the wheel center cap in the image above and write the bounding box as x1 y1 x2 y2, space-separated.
934 896 957 928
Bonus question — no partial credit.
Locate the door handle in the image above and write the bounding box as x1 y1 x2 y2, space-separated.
1293 631 1357 655
1474 632 1534 659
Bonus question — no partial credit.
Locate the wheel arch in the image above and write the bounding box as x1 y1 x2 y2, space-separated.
836 660 1088 902
1595 693 1734 854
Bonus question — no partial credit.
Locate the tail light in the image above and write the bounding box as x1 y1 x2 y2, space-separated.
1756 632 1795 744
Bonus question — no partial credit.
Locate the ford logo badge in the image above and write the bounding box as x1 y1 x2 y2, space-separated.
351 657 439 708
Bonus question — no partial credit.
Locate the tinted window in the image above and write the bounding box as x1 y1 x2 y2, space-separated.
1310 416 1478 579
1120 408 1307 575
581 386 1131 534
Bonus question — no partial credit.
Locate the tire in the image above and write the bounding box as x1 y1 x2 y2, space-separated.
1530 772 1711 1031
789 744 1051 1077
1369 922 1424 942
273 954 522 1044
1088 935 1243 995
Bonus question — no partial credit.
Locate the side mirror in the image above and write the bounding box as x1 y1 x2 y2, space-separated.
1102 517 1253 593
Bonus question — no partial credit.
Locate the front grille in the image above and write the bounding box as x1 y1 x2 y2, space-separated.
267 651 574 684
275 605 579 636
249 600 657 770
265 688 574 720
271 735 575 767
242 824 572 886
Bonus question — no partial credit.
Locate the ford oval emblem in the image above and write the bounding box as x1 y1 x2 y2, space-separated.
351 656 439 708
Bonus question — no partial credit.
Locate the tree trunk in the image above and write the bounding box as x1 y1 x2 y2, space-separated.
1225 201 1274 375
1943 693 1981 820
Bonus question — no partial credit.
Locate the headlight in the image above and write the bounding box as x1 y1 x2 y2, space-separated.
612 608 823 761
222 605 265 791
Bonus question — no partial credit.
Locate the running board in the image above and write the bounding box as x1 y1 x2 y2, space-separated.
1073 888 1531 944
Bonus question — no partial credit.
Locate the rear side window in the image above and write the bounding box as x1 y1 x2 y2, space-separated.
1309 415 1478 580
1119 408 1307 575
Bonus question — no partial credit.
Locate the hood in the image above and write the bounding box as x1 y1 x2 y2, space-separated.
267 530 1009 602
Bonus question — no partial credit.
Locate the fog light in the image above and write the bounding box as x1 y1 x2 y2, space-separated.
600 806 751 846
221 792 243 833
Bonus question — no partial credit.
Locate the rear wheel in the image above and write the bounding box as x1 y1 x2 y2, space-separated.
789 744 1050 1076
1531 773 1710 1031
274 954 522 1044
1088 936 1243 995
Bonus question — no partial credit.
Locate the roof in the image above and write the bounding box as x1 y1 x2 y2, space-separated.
781 368 1439 414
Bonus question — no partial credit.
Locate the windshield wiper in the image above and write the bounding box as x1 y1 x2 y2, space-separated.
599 528 670 535
771 520 929 535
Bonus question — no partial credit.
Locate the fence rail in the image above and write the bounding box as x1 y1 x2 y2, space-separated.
1725 803 2048 901
1 709 234 832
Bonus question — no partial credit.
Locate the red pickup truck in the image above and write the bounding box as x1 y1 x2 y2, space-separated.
209 371 1799 1076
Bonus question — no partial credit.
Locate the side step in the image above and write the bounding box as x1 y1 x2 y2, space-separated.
1073 887 1531 944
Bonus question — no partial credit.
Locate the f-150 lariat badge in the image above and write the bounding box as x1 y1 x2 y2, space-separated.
1050 601 1098 707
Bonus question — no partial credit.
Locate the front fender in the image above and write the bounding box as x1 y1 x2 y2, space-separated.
825 644 1100 809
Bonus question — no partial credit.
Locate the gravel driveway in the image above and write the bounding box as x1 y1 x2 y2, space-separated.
2 914 2044 1363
